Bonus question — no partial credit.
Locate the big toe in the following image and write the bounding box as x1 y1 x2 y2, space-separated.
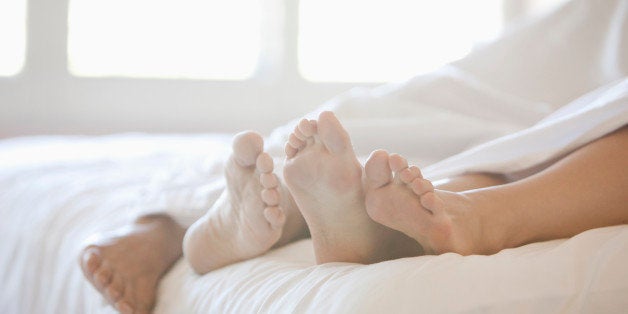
317 111 352 154
365 150 393 188
80 247 102 274
232 131 264 166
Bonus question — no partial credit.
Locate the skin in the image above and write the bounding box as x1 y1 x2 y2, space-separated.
78 114 627 312
363 125 628 255
183 131 308 275
79 215 185 314
283 112 422 264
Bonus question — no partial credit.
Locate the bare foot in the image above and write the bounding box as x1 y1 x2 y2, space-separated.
283 111 421 264
79 214 185 314
183 131 306 274
364 150 504 255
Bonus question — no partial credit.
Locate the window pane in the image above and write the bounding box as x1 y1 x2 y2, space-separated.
299 0 502 82
0 0 26 76
525 0 570 17
68 0 261 79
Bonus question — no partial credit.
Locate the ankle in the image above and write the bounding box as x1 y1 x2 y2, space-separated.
463 189 519 254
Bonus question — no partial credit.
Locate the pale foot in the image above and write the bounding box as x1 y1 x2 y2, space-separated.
183 131 306 274
283 111 421 264
79 214 185 314
364 150 504 255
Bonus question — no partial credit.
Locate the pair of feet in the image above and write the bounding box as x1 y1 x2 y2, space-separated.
187 111 483 268
79 111 488 313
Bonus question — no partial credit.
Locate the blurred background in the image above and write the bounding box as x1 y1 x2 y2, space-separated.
0 0 568 138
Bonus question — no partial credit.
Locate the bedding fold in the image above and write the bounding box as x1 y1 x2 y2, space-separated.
1 0 627 313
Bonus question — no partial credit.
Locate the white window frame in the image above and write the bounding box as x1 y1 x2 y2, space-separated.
0 0 365 136
0 0 551 137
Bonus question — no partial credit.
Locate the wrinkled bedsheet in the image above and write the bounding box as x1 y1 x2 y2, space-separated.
1 134 627 314
2 0 628 312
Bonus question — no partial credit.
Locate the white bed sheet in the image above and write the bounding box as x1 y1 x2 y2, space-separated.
1 134 627 314
1 0 627 312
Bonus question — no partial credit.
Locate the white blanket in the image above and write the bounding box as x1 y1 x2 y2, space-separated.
1 0 627 312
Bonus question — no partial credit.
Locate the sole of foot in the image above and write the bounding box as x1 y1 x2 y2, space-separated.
364 150 490 255
284 111 421 264
183 131 304 274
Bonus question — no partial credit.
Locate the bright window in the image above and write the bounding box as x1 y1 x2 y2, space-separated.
299 0 503 82
526 0 571 17
0 0 26 76
67 0 261 79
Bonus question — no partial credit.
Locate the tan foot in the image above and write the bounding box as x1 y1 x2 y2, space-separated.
184 131 305 274
79 214 185 313
365 150 502 255
284 111 421 264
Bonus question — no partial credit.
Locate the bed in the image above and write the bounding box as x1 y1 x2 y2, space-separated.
1 133 627 313
1 0 627 312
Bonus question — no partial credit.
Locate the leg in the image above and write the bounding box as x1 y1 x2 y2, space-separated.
283 112 422 264
79 131 309 311
79 214 185 314
364 151 507 255
365 125 628 255
480 125 628 249
183 131 308 274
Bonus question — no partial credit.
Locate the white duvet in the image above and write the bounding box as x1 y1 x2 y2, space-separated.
1 0 627 312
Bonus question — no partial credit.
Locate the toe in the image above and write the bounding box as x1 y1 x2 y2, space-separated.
285 143 297 158
298 118 315 137
292 126 307 141
419 191 439 214
94 265 113 289
260 173 279 189
399 165 422 184
389 153 408 173
232 131 264 167
105 274 125 303
317 111 352 154
288 133 305 149
408 166 423 179
411 178 434 196
256 152 274 173
399 169 413 184
365 150 393 189
80 248 102 274
261 188 280 206
263 206 286 229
